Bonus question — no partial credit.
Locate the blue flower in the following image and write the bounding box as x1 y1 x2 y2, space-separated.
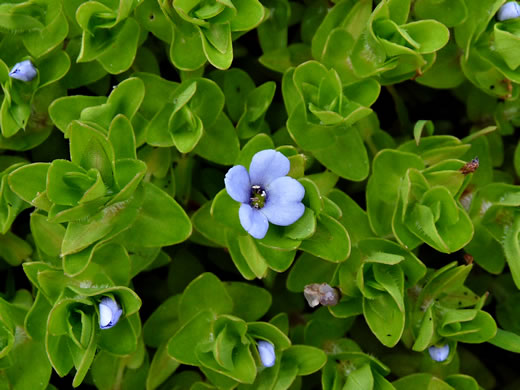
9 60 37 82
497 1 520 21
224 149 305 239
257 340 276 367
428 344 450 362
99 296 123 329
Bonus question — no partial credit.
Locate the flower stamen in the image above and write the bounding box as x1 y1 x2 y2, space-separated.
250 185 267 209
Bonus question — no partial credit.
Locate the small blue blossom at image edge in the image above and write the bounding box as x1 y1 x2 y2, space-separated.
99 296 123 329
224 149 305 239
428 344 450 362
258 340 276 367
497 1 520 21
9 60 37 82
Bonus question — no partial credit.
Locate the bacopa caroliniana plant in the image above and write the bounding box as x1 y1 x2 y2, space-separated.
1 0 520 389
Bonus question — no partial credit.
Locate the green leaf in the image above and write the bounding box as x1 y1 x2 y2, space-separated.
286 253 337 292
344 363 374 390
135 0 172 42
393 373 454 390
81 77 145 129
147 343 180 390
231 0 265 31
61 190 142 255
30 212 64 258
402 20 449 54
417 264 470 310
71 318 100 387
195 112 240 165
416 40 465 89
120 182 192 248
68 121 114 186
282 345 327 375
3 332 52 390
96 18 141 74
367 149 424 236
237 234 268 278
143 295 181 348
237 81 276 139
284 208 316 241
98 315 139 356
488 328 520 353
226 232 258 281
47 159 94 206
248 322 291 350
299 214 351 262
192 200 228 247
414 0 467 28
49 96 107 133
170 107 204 153
503 212 520 290
108 114 137 160
200 24 233 69
23 8 69 57
328 189 374 245
210 68 255 122
363 292 405 348
225 282 271 322
167 310 215 365
211 189 242 232
179 273 233 324
299 178 323 215
0 3 45 32
438 310 497 343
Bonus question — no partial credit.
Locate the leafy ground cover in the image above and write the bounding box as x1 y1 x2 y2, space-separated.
1 0 520 389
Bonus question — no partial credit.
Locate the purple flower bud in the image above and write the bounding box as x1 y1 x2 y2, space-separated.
99 296 123 329
9 60 37 82
497 2 520 21
428 344 450 362
258 340 276 367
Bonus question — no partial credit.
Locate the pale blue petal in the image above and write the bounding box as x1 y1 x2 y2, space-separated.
249 149 290 186
99 297 123 329
258 340 276 367
225 165 250 203
239 203 269 239
261 176 305 226
9 60 37 82
428 344 449 362
261 201 305 226
498 2 520 21
266 176 305 203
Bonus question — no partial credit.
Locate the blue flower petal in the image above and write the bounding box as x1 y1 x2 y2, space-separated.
261 176 305 226
9 60 37 82
266 176 305 203
498 1 520 21
261 201 305 226
249 149 290 187
428 344 450 362
258 340 276 367
239 203 269 239
225 165 251 203
99 297 123 329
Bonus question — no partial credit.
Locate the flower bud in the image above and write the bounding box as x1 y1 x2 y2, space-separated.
497 2 520 21
99 296 123 329
9 60 37 82
257 340 275 367
428 344 450 362
304 283 339 307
